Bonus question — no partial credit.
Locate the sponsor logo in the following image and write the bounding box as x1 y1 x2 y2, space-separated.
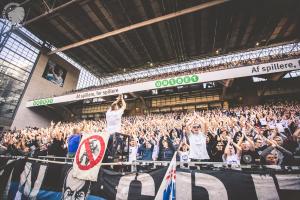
155 75 199 88
33 98 54 106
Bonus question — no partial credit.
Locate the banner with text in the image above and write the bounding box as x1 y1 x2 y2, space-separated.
1 158 300 200
27 58 300 107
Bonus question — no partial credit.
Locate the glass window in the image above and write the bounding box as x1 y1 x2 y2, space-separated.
283 70 300 79
0 19 40 127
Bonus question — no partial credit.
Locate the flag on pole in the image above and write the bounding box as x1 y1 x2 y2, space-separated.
72 131 109 181
155 152 177 200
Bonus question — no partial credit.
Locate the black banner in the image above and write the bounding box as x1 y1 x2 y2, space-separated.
0 158 299 200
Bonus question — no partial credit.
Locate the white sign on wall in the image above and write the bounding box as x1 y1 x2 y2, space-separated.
26 58 300 107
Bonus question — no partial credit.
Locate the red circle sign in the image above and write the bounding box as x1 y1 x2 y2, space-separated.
75 135 105 170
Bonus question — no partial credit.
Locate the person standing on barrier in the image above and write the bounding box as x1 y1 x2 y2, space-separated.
105 94 127 161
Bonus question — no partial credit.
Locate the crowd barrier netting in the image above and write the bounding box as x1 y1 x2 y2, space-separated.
0 156 300 200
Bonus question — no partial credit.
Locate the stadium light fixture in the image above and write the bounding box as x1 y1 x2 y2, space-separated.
147 61 154 67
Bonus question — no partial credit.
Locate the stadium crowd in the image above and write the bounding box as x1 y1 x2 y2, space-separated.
1 101 300 166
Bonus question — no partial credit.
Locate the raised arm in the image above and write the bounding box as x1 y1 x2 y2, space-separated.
243 132 255 151
227 136 242 155
237 133 245 147
232 140 242 154
223 139 231 159
120 94 127 110
112 95 121 105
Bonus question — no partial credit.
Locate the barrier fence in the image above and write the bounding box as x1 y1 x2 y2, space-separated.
2 155 300 170
0 156 300 200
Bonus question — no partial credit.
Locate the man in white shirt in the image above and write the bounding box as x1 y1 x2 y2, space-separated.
128 139 139 162
106 95 126 134
106 94 127 161
186 123 210 161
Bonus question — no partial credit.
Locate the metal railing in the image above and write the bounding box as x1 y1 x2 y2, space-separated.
1 155 300 173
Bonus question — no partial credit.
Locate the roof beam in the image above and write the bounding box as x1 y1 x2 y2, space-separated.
23 0 83 26
57 16 117 71
48 18 110 73
133 0 164 61
81 3 133 67
149 0 174 59
183 13 196 56
93 0 142 64
117 0 152 62
48 0 229 55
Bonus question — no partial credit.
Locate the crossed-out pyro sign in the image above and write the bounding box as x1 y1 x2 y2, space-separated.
75 135 105 170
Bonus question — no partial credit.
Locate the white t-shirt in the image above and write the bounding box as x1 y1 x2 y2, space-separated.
152 144 159 161
179 151 190 162
188 133 210 160
225 154 240 165
259 118 267 126
276 123 284 133
280 119 289 129
106 108 124 134
129 146 138 162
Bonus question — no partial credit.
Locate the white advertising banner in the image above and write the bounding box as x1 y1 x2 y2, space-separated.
26 58 300 107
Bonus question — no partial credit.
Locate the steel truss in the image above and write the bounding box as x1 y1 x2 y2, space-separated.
100 42 300 85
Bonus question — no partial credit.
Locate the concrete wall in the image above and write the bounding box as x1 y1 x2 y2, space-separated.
11 53 80 129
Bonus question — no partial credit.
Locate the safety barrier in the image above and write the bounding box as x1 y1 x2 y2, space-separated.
1 155 300 172
1 156 300 200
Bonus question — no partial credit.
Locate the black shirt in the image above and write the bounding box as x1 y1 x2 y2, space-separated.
48 138 66 157
241 150 258 164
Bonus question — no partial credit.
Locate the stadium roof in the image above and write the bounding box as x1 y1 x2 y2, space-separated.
2 0 299 77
